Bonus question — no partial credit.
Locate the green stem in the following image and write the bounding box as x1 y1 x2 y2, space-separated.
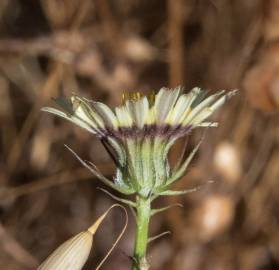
133 196 151 270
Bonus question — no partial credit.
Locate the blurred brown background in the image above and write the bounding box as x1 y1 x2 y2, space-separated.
0 0 279 269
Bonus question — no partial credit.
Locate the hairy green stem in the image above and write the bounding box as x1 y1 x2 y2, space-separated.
133 196 151 270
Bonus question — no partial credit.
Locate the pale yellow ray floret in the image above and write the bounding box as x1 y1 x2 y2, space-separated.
42 87 237 137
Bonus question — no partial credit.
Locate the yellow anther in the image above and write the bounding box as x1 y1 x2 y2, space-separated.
148 91 156 106
121 91 156 105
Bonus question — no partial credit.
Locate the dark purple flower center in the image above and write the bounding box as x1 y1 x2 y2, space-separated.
96 124 193 139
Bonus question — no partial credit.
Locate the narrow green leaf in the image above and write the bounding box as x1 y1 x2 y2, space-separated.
97 188 136 207
166 139 202 185
151 203 183 216
65 145 133 195
148 231 171 243
158 187 201 196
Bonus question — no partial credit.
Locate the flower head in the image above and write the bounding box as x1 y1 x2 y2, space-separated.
42 87 236 197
